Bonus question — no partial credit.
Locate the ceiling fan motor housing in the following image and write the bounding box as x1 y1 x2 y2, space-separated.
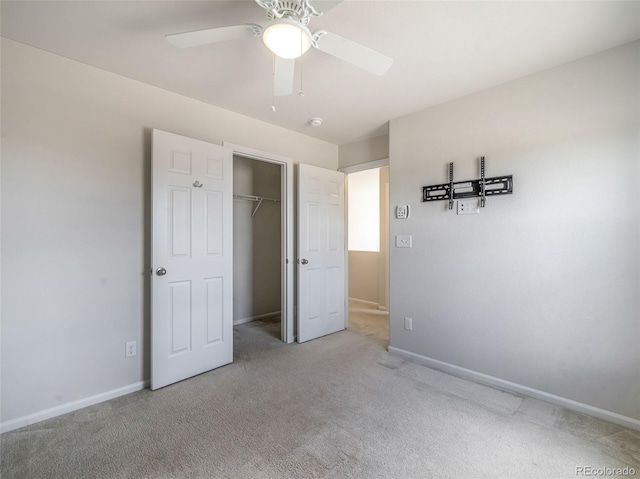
266 0 311 25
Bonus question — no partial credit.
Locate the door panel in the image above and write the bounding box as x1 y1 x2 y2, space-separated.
152 129 233 390
204 191 223 256
169 280 192 354
297 164 346 342
204 277 224 344
169 186 192 257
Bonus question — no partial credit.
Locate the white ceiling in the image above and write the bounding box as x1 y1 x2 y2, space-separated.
2 1 639 145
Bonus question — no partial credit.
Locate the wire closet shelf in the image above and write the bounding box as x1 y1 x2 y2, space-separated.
233 193 281 218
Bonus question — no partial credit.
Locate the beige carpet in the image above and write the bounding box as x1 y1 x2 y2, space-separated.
1 308 639 478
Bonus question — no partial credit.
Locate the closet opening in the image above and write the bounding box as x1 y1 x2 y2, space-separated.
232 154 285 355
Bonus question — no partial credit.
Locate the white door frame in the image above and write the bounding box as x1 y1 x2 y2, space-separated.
340 158 390 323
223 142 294 343
338 158 389 174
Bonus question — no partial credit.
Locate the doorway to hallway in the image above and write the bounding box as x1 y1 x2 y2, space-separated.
346 166 389 345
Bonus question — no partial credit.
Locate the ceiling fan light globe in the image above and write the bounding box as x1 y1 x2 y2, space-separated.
263 19 312 60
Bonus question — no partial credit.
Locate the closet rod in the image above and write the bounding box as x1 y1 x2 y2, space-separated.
233 194 280 203
233 194 280 218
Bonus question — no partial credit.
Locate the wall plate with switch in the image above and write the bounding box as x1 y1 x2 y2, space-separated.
396 205 409 219
395 235 412 248
404 317 413 330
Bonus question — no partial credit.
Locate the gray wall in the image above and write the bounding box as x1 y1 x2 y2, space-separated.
233 157 282 323
339 135 389 170
389 41 639 421
1 39 337 426
348 251 380 304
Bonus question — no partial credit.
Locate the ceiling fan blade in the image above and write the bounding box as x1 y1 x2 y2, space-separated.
308 0 343 15
312 31 393 75
274 56 295 97
166 24 262 48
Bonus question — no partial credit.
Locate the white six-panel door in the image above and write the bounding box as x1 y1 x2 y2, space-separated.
151 129 233 390
297 164 346 342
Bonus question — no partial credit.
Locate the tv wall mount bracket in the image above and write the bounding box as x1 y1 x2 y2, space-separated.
422 157 513 210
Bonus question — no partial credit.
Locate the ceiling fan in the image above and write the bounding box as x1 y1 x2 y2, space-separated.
166 0 393 97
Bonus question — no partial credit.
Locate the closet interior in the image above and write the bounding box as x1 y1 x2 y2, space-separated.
232 155 283 341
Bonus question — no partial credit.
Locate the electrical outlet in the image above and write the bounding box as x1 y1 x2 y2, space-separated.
126 341 137 357
457 199 480 215
404 317 413 331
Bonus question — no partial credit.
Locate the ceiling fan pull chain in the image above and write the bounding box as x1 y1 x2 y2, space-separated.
298 60 305 97
271 53 277 111
299 32 305 97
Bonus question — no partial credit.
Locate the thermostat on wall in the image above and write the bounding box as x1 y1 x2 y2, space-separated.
396 205 409 219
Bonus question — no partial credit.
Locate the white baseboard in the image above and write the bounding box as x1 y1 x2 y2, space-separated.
233 310 281 326
0 380 149 434
388 346 640 432
348 297 380 308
